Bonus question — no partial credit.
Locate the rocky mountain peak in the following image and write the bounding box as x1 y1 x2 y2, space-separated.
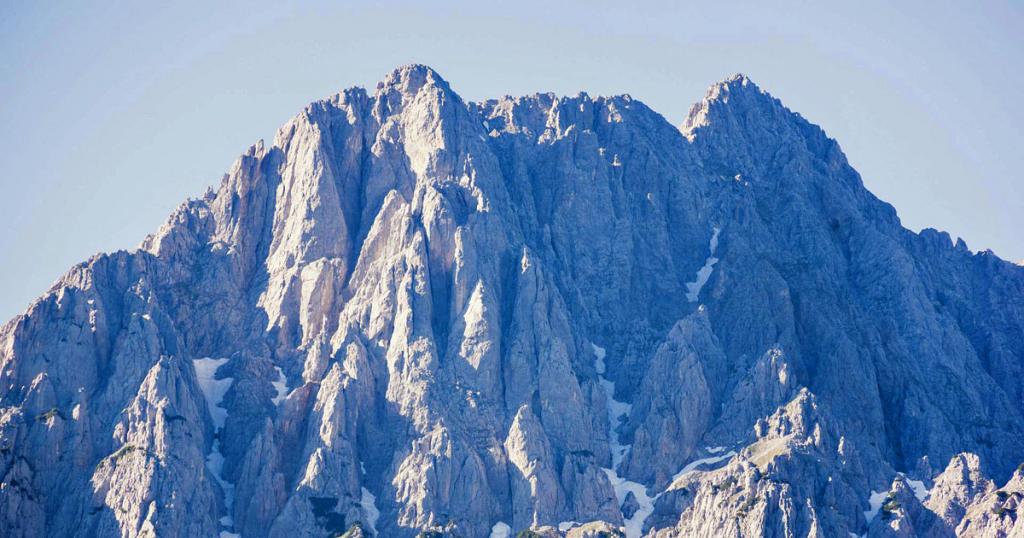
706 72 761 101
682 73 770 137
377 63 452 95
373 63 464 122
1 66 1022 538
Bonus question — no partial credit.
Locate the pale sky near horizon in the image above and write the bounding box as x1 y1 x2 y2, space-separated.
1 0 1022 321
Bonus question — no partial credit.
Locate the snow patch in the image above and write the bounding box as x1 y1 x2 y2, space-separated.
193 358 237 535
194 358 231 429
519 248 532 273
666 450 737 490
864 489 887 522
558 521 579 532
593 344 632 468
905 478 929 502
271 366 288 406
603 468 656 538
361 487 381 534
593 343 651 537
862 474 928 527
592 343 607 373
685 227 721 303
593 343 739 537
895 472 928 502
489 521 512 538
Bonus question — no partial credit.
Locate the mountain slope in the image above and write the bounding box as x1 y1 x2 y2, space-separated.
1 65 1022 538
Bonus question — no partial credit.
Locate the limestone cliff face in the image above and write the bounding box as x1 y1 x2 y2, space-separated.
1 65 1022 537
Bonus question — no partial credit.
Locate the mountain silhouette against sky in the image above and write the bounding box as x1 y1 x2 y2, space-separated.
1 65 1022 538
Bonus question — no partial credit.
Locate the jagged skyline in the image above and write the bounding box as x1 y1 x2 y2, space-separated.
1 1 1023 322
2 62 1022 537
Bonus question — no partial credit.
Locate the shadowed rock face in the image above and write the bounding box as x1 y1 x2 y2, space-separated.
1 65 1022 538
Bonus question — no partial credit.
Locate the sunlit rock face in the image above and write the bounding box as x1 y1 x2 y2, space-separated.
1 65 1022 538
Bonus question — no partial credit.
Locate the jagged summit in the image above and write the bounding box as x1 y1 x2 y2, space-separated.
711 72 760 94
681 72 783 140
379 63 448 86
1 66 1022 538
702 72 769 105
280 66 777 151
376 63 455 98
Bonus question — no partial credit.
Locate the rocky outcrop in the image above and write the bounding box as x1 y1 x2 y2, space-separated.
1 65 1022 537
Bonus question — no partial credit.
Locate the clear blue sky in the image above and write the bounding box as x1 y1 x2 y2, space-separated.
2 1 1022 321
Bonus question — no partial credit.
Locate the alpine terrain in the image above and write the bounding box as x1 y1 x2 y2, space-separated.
2 65 1023 538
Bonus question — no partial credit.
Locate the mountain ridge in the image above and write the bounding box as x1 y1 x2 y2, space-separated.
1 65 1022 538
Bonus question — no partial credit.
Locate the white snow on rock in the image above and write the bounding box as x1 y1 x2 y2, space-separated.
593 343 653 538
864 489 887 522
666 450 738 490
602 469 656 538
861 474 928 530
593 343 632 468
593 343 607 374
194 358 232 429
361 487 381 534
685 227 721 302
906 479 928 501
193 358 237 535
898 473 929 501
593 343 740 536
271 366 288 406
489 521 512 538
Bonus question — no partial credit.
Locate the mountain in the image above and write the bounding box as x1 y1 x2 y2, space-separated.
1 65 1023 538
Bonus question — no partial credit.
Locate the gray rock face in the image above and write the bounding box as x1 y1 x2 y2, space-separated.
1 65 1022 537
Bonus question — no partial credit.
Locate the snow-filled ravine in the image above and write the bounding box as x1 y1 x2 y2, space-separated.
594 343 655 538
360 487 381 535
357 460 382 533
593 343 736 538
193 357 239 538
685 227 721 303
271 365 288 406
